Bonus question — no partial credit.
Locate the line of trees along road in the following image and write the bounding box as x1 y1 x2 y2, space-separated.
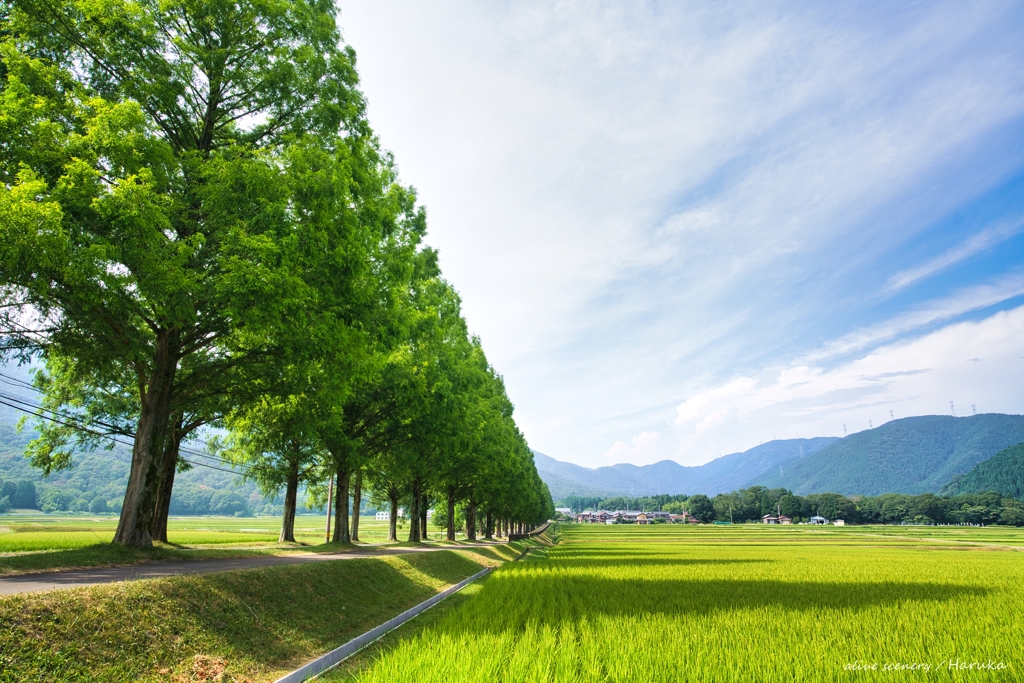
0 0 553 546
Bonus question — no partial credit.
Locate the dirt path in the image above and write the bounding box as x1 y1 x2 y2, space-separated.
0 542 506 596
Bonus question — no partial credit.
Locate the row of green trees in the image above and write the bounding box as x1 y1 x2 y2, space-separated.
0 0 551 546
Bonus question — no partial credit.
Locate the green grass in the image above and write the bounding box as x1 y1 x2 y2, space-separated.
0 548 506 682
0 515 419 548
0 515 466 574
335 524 1024 682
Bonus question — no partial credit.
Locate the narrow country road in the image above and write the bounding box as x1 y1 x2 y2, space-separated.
0 542 506 596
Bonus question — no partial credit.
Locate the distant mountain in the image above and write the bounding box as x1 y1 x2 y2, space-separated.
750 414 1024 496
533 437 837 500
940 441 1024 499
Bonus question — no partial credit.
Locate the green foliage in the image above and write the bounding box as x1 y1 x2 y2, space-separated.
685 494 715 522
0 0 550 548
940 442 1024 499
561 494 691 513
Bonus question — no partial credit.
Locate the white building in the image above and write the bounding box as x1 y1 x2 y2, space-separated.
555 507 572 515
375 511 390 521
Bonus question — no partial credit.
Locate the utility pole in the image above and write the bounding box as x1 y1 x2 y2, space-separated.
324 475 334 543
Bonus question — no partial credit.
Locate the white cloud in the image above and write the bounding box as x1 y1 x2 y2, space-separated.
603 430 661 465
670 305 1024 464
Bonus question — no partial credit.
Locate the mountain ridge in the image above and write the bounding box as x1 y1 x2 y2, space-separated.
533 436 837 500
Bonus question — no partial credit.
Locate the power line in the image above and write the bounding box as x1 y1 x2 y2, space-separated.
0 393 251 477
0 373 235 469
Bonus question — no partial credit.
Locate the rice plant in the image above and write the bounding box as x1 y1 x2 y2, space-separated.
345 524 1023 682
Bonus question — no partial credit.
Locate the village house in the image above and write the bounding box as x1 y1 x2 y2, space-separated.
809 515 829 525
575 509 676 524
761 514 793 525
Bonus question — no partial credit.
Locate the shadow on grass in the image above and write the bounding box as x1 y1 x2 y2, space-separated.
551 558 772 569
0 543 177 575
455 571 989 630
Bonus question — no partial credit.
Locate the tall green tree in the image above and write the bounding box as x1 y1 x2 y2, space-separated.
0 0 368 546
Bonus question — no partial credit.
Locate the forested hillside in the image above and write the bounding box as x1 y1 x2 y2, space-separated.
0 417 291 516
941 442 1024 499
751 414 1024 495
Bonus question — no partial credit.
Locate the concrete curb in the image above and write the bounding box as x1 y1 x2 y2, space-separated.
273 565 491 683
273 543 537 683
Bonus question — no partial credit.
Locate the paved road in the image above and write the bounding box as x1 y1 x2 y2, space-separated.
0 543 503 596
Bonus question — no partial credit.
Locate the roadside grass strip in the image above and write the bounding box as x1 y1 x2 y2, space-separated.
340 524 1022 683
0 549 505 682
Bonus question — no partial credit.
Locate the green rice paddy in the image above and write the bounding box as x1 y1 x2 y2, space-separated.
339 524 1023 682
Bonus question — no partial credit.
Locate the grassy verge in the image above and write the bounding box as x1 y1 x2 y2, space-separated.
0 549 506 682
0 541 374 576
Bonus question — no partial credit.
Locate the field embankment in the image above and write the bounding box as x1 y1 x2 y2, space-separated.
0 545 523 682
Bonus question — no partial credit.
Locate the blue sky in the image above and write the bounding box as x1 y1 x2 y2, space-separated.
341 1 1024 468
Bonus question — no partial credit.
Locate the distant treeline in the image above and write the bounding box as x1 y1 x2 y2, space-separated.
561 486 1024 526
0 477 37 513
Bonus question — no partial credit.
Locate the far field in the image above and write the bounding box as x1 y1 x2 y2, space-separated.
0 514 412 552
0 514 463 575
335 524 1023 682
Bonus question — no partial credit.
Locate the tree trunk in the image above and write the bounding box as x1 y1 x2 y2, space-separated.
485 511 493 540
446 486 456 541
465 501 476 541
408 480 421 542
114 329 179 548
420 492 428 540
279 456 299 543
333 468 351 543
388 489 399 542
350 470 362 542
150 414 184 543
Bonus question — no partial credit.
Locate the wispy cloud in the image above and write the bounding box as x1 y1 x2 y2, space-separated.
884 218 1024 293
806 272 1024 362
